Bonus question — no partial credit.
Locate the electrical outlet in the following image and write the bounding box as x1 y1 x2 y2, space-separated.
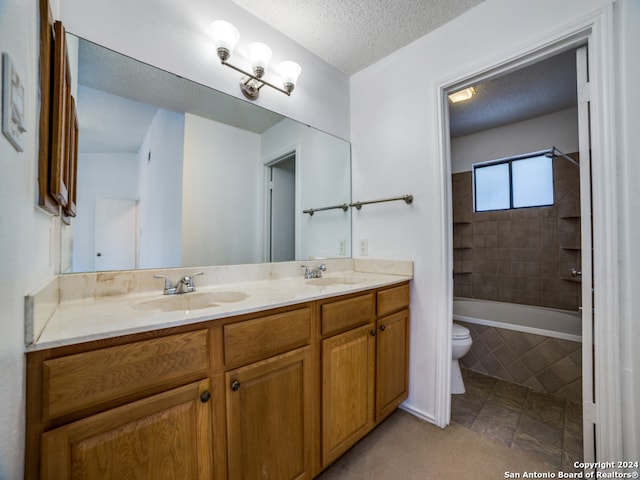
359 239 368 256
339 239 346 256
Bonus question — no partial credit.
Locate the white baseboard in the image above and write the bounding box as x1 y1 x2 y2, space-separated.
398 403 440 427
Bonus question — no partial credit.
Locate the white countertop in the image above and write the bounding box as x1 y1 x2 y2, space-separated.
27 263 412 351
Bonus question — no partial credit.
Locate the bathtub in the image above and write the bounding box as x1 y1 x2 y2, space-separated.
453 297 582 343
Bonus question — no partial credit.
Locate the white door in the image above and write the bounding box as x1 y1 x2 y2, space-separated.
576 45 595 464
268 154 296 262
94 198 137 271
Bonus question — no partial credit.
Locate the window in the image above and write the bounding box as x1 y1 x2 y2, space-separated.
474 153 554 212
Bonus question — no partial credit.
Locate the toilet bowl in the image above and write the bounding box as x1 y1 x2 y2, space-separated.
451 323 473 394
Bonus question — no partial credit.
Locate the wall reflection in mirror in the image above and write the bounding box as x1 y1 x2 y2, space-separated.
62 34 351 273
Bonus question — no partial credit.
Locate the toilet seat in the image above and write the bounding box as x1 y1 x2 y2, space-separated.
452 323 470 340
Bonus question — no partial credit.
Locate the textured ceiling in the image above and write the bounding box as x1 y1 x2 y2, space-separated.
231 0 486 75
232 1 578 136
449 49 578 138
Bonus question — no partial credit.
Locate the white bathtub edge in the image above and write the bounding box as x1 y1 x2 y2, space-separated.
453 313 582 343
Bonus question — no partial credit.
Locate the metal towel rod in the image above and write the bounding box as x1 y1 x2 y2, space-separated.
303 194 413 215
303 203 349 216
350 194 413 210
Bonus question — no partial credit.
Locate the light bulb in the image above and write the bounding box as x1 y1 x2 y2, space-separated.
247 42 272 78
211 20 239 60
279 61 301 93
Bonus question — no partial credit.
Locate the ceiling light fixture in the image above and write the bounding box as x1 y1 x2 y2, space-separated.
211 20 301 100
448 86 476 103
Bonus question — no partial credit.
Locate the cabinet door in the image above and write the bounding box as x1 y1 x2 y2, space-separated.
41 379 213 480
226 346 312 480
322 323 375 466
376 309 410 422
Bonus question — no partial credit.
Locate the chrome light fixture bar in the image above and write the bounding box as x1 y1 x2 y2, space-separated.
211 20 301 100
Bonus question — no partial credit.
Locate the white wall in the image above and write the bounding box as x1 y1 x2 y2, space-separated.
72 153 139 271
137 109 184 269
261 119 352 260
0 0 58 477
182 113 262 266
451 107 579 173
57 0 350 141
350 0 621 431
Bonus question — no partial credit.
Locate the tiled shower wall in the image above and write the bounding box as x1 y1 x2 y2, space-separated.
452 155 581 311
458 321 582 403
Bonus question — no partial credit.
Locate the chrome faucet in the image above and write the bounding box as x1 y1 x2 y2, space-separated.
154 272 204 295
301 264 327 279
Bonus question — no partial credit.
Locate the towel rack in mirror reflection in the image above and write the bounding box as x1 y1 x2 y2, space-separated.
303 203 349 216
303 194 413 215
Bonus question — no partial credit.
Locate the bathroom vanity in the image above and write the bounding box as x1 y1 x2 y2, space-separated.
24 260 411 479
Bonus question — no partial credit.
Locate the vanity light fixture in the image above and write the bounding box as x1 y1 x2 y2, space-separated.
448 86 476 103
211 20 301 100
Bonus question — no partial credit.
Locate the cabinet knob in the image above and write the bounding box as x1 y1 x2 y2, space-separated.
370 329 376 337
200 391 211 403
380 325 386 331
231 380 241 391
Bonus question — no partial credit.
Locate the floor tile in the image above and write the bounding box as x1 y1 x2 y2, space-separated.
471 401 520 447
511 430 562 467
462 368 497 398
563 424 583 456
451 392 485 428
562 449 584 473
453 369 583 467
516 414 563 448
488 379 529 411
522 390 565 426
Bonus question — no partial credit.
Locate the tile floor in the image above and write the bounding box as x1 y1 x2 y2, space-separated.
452 368 583 471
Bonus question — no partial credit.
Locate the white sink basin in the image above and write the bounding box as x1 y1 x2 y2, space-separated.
132 291 249 312
307 276 365 287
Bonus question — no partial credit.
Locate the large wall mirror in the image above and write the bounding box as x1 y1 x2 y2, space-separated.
61 34 352 273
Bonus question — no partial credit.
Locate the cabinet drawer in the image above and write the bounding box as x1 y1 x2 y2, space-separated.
377 283 410 317
224 307 311 366
321 293 374 337
42 329 210 421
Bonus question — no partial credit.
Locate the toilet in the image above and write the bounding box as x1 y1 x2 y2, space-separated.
451 323 473 394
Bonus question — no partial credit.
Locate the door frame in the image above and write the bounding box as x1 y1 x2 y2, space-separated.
262 146 301 263
433 6 620 461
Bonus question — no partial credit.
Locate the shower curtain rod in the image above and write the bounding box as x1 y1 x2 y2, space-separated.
547 146 580 167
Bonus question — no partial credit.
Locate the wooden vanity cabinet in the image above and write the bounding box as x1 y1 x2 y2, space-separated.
375 283 410 422
27 330 214 480
321 322 376 466
318 283 410 470
41 379 213 479
375 308 410 421
26 283 409 480
222 307 313 480
226 346 312 480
